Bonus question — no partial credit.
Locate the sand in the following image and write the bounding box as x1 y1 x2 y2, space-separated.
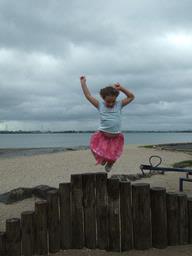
0 144 192 255
48 246 192 256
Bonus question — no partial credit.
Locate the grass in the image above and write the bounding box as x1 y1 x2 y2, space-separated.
172 160 192 168
140 145 155 148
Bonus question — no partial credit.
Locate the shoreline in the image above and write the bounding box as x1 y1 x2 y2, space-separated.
0 142 191 158
0 146 89 158
151 142 192 154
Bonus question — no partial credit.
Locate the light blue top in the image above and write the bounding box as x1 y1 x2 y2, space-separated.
98 100 123 134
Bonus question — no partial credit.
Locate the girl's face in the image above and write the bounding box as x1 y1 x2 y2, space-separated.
104 95 116 108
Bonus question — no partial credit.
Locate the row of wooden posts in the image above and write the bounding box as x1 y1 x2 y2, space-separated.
0 172 192 255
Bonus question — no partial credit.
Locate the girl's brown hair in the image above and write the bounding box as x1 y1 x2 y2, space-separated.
100 86 119 99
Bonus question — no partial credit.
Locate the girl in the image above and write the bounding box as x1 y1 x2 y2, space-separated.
80 76 135 172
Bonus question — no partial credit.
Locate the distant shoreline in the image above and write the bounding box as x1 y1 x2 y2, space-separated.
0 146 89 158
141 142 192 154
0 130 192 134
0 142 191 158
152 142 192 153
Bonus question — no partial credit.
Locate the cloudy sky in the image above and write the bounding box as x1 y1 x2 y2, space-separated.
0 0 192 131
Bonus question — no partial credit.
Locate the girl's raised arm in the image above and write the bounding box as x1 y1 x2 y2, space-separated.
80 76 99 108
114 83 135 107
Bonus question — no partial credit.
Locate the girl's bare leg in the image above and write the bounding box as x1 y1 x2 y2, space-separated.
105 161 115 172
101 160 107 165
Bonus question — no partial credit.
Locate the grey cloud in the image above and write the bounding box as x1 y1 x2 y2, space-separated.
0 0 192 130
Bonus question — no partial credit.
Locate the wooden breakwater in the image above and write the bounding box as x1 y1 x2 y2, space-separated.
0 172 192 255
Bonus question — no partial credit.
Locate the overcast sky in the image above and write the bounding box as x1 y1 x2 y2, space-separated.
0 0 192 131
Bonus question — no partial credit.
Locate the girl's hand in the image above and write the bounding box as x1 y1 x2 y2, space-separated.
80 76 86 83
114 83 122 91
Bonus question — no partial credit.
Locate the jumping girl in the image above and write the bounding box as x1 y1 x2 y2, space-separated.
80 76 135 172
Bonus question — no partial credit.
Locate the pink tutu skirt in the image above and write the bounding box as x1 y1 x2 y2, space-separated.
90 131 124 165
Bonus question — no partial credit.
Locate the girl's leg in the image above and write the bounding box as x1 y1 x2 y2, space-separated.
101 160 107 165
105 161 115 172
91 150 105 165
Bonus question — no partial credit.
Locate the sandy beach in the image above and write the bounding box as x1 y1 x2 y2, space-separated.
0 144 192 255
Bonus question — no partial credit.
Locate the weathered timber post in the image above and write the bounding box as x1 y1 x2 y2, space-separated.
132 183 152 250
71 174 84 248
107 178 120 252
150 187 167 249
95 172 108 249
82 173 96 249
47 190 60 253
59 182 71 249
6 218 21 256
188 197 192 243
21 211 34 256
0 232 6 256
177 192 188 245
34 200 48 255
166 192 179 245
120 181 133 251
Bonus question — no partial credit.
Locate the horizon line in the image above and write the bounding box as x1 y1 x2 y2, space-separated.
0 130 192 133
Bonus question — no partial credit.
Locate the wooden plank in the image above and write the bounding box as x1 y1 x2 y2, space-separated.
188 197 192 243
95 172 108 250
150 187 167 248
0 232 6 256
132 183 152 250
178 192 188 245
6 218 21 256
82 173 96 249
21 211 34 256
166 192 179 245
71 174 84 248
47 190 60 253
59 182 71 249
120 181 133 251
34 200 48 255
107 178 120 252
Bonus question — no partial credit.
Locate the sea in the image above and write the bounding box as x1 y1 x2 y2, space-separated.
0 132 191 149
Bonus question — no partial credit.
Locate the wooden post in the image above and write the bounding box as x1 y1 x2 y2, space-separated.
150 187 167 249
178 192 188 245
47 190 60 253
71 174 84 248
188 197 192 243
95 172 108 250
132 183 152 250
107 178 120 252
59 182 71 249
6 218 21 256
82 173 96 249
166 192 179 245
21 211 34 256
34 200 48 255
120 181 133 251
0 232 6 256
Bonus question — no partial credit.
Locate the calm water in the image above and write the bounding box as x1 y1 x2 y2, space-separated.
0 132 191 149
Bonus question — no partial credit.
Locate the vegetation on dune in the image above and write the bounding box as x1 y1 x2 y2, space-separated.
172 160 192 168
